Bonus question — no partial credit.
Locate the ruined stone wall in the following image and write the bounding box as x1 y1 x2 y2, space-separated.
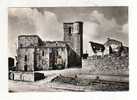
17 48 35 71
34 47 49 70
67 46 81 68
45 41 66 47
13 72 35 81
17 35 43 71
36 47 68 70
82 54 129 75
18 35 40 48
39 48 49 70
56 47 68 68
41 41 68 69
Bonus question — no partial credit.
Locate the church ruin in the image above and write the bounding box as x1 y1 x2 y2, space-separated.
16 21 83 72
89 38 128 56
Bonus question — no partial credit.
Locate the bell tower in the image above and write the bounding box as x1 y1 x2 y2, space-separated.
72 21 83 57
63 21 83 57
63 23 73 48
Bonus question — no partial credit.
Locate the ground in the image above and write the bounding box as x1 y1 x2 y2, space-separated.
8 68 129 92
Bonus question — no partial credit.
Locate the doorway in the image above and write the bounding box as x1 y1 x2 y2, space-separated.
24 65 28 71
49 48 58 69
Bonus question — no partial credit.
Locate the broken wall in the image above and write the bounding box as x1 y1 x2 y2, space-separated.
82 54 129 75
17 48 34 71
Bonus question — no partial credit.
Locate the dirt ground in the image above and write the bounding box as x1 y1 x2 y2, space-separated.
8 68 129 92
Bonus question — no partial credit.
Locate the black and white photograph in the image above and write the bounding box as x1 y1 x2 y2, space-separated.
8 7 129 92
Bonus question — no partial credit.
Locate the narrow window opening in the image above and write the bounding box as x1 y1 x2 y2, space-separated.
68 27 72 36
20 44 22 48
25 55 27 61
42 51 44 56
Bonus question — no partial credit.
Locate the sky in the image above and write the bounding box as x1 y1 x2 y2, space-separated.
8 7 128 57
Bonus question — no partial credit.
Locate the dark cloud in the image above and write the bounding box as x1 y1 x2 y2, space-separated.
93 7 128 25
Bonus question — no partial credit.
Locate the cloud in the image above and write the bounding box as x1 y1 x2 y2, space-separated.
89 10 121 37
83 21 99 55
8 8 62 57
88 10 128 40
122 23 128 34
8 7 128 57
31 9 63 41
82 10 128 55
8 8 37 57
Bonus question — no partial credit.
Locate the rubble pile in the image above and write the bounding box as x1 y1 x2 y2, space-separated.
51 75 129 91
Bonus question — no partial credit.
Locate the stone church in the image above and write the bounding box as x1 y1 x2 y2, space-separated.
16 21 83 71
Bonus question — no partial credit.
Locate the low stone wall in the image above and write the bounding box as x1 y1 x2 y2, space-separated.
13 72 35 82
11 71 45 82
82 54 129 75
